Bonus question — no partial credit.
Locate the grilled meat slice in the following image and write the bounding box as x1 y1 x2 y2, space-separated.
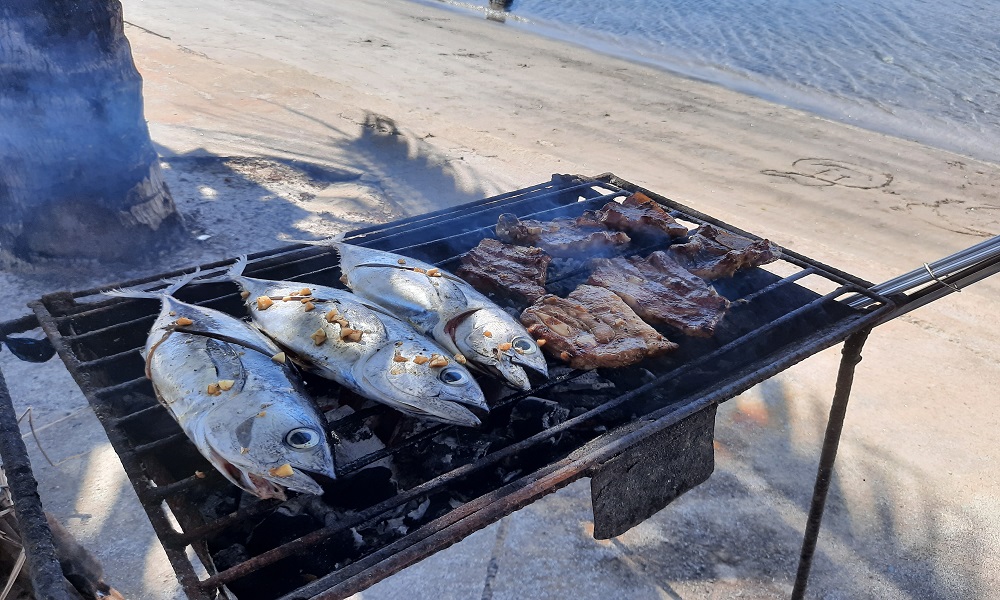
587 252 729 337
456 238 552 305
581 192 689 240
496 213 631 257
668 224 782 279
521 285 678 369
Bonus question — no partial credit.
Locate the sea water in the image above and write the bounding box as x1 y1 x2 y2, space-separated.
416 0 1000 163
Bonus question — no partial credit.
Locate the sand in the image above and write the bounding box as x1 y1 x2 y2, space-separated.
2 0 998 598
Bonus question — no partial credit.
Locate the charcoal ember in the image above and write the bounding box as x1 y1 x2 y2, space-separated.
550 371 619 410
406 497 432 522
508 396 570 439
246 512 320 556
329 408 388 466
550 370 615 393
213 543 249 570
582 192 690 241
456 238 552 305
668 223 782 280
496 213 631 257
588 252 729 337
325 466 397 510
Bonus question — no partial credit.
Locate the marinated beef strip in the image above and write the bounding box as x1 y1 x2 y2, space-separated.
520 284 678 370
456 238 552 305
581 192 690 240
587 252 730 337
667 224 782 280
496 213 631 257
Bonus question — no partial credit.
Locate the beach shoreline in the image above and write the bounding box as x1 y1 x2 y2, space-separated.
414 0 1000 165
3 0 998 597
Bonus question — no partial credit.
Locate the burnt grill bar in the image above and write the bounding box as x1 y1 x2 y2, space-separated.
16 172 942 600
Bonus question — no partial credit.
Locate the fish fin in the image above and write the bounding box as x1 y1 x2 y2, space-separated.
279 232 347 248
163 267 202 296
193 255 249 285
102 268 199 300
102 286 164 300
227 255 249 279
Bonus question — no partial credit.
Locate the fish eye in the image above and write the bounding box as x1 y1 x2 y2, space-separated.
511 336 536 354
285 427 321 450
439 368 468 386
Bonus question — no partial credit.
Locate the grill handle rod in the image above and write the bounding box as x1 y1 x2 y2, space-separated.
843 234 1000 320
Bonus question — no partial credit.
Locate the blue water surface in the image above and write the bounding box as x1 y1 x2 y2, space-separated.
415 0 1000 163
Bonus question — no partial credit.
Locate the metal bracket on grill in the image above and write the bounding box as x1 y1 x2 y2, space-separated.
589 403 717 539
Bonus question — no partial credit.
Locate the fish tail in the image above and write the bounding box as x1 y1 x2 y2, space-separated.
279 232 347 249
226 255 249 279
189 256 247 285
163 267 202 296
102 267 201 300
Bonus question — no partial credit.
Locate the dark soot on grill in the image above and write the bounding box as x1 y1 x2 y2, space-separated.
201 362 622 599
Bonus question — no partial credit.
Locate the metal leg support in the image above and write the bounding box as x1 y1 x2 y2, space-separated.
791 329 872 600
0 366 75 600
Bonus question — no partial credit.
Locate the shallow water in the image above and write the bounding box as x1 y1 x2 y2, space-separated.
417 0 1000 163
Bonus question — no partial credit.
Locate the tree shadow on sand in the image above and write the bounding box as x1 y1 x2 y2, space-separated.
586 373 988 600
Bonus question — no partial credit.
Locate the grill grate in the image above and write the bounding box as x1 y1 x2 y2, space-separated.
30 174 895 599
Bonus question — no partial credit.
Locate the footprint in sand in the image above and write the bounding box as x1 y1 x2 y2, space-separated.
762 158 892 189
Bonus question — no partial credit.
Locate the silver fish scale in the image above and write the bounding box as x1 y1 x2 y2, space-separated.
228 275 487 427
335 243 549 391
142 296 335 499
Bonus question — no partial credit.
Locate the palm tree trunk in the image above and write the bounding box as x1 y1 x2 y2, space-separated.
0 0 183 263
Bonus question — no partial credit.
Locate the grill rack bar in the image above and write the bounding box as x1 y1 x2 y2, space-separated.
25 173 904 600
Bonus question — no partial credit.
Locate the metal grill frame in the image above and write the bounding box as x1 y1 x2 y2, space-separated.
22 173 899 599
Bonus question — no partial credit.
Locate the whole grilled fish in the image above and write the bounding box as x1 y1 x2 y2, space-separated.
104 271 336 500
328 241 549 390
208 256 487 427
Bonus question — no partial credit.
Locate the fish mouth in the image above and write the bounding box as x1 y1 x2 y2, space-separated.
260 466 328 497
486 360 532 391
510 352 549 377
210 451 287 500
208 449 330 500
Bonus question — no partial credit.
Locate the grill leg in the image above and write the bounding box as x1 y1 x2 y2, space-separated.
791 329 871 600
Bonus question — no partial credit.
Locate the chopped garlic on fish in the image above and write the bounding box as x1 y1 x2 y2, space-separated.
218 379 235 391
257 296 274 310
304 301 316 312
413 355 429 365
175 317 194 326
269 463 294 478
311 328 327 345
271 351 286 363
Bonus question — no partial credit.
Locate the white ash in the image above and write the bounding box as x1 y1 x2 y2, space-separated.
406 498 431 521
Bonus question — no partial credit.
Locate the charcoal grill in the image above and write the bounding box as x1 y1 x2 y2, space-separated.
2 173 997 600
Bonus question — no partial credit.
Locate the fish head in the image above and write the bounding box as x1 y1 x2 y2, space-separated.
198 398 336 500
359 340 487 414
452 309 548 390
